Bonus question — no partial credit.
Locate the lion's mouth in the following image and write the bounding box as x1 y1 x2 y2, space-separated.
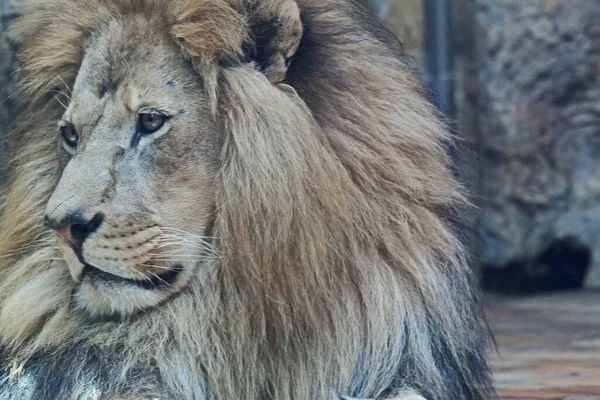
81 264 182 290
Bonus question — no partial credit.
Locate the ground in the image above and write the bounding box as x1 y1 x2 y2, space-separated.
487 291 600 399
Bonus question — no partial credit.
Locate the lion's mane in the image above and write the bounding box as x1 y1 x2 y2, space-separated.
0 0 492 399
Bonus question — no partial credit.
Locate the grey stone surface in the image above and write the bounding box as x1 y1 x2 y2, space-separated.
476 0 600 288
0 0 19 172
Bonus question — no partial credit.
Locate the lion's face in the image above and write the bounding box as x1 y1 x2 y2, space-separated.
44 19 218 318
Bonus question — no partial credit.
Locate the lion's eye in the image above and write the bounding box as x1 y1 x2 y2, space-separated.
139 112 167 134
61 125 79 148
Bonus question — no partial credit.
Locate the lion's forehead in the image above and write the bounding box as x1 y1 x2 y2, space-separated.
72 27 188 112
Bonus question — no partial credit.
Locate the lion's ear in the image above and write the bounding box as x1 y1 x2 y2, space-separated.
242 1 303 83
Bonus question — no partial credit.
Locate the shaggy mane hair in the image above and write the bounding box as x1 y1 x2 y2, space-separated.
0 0 492 398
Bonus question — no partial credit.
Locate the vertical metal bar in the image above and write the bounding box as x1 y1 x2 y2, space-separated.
424 0 454 116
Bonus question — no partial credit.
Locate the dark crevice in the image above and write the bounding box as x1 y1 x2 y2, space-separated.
482 237 591 293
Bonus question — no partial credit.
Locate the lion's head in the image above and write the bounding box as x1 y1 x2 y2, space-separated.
0 0 493 399
32 0 303 318
43 17 226 317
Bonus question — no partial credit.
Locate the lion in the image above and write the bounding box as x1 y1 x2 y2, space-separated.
0 0 493 398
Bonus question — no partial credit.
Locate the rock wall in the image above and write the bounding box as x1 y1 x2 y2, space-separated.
0 0 19 171
374 0 600 290
476 0 600 289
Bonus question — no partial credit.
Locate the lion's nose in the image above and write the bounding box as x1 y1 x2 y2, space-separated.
45 212 104 251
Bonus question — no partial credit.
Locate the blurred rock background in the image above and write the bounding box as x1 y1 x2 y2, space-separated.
2 0 600 291
476 1 600 290
0 0 18 175
371 0 600 292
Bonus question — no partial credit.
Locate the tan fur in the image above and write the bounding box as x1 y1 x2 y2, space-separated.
0 0 491 399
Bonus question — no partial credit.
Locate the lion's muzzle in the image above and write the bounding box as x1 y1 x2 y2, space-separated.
46 210 183 289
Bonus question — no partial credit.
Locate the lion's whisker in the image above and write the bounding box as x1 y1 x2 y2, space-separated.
152 248 187 256
148 259 217 264
152 235 219 256
153 247 219 258
21 238 55 246
156 234 219 251
0 240 57 257
147 271 170 287
148 255 216 261
159 227 219 240
56 75 73 95
127 265 153 282
137 263 175 271
149 256 213 260
150 241 186 250
53 89 72 103
31 230 55 240
53 94 69 110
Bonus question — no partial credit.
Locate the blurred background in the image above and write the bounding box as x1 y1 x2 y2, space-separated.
368 0 600 293
1 0 600 397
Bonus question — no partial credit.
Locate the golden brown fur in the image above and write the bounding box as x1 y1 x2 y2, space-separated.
0 0 492 398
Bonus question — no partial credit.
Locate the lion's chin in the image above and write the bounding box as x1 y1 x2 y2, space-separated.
74 264 183 318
